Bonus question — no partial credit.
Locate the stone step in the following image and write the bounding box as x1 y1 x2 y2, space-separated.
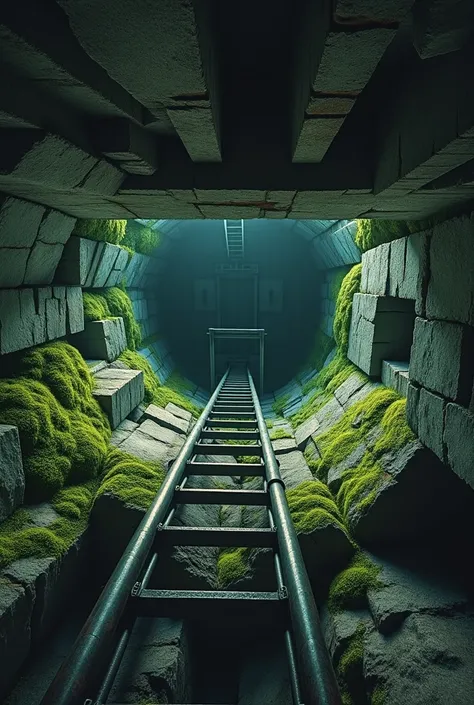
93 367 144 429
72 317 127 363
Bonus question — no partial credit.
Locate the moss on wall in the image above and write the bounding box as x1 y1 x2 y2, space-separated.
354 219 434 253
272 393 290 416
333 264 362 353
0 342 110 503
97 447 165 510
337 624 366 705
328 552 382 613
74 219 127 245
217 546 251 587
286 480 348 535
269 428 292 440
83 287 142 350
123 220 162 256
303 328 335 378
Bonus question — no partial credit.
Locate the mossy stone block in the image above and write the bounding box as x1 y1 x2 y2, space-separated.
0 425 25 522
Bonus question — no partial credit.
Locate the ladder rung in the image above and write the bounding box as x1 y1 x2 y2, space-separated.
213 405 254 412
194 442 262 456
156 525 277 548
200 429 259 440
209 412 256 418
185 461 265 476
131 588 285 620
174 487 269 505
206 420 257 429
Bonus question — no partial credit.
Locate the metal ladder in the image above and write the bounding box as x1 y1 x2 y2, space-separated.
224 219 245 259
40 367 342 705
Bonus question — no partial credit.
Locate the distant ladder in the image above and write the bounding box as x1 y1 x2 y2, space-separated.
224 219 245 258
40 366 342 705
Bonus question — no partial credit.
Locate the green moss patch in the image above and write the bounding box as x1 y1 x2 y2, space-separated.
0 342 110 503
97 447 165 510
217 547 251 587
269 428 292 440
333 264 362 353
354 218 433 253
337 625 366 705
83 287 142 350
123 220 161 256
302 329 335 382
286 480 347 535
74 219 127 245
272 394 290 416
328 552 382 613
0 481 97 569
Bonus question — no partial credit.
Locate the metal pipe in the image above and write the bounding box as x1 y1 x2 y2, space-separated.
40 370 229 705
94 626 131 705
248 370 342 705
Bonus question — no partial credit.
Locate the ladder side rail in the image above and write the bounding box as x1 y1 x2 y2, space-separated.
247 369 342 705
40 370 230 705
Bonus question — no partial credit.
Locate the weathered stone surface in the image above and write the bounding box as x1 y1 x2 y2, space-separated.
109 618 191 704
0 248 30 287
165 402 193 424
54 235 97 285
110 418 139 447
120 418 185 466
143 403 189 434
364 614 474 704
65 286 84 334
72 317 127 362
417 387 446 461
0 195 44 248
314 395 345 434
272 436 298 454
128 402 147 423
0 580 33 700
409 317 474 404
0 425 25 521
277 450 313 489
89 242 122 287
381 360 410 397
406 382 420 435
444 403 474 489
336 0 413 22
93 367 145 429
413 0 474 59
367 556 469 634
348 294 415 377
361 243 390 295
37 210 76 245
348 440 473 547
343 380 383 410
426 215 474 325
238 638 292 705
299 520 355 594
23 241 64 285
333 371 367 407
321 606 372 662
294 414 320 450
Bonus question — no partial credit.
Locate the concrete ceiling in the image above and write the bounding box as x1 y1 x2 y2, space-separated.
1 0 474 220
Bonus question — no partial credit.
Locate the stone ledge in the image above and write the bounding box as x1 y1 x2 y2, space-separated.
72 317 127 363
93 367 144 429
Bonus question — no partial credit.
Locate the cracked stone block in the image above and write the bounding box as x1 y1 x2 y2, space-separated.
54 236 98 285
72 317 127 362
37 210 76 245
348 294 415 377
272 436 298 454
294 415 320 450
417 387 446 461
120 418 185 466
381 360 410 397
89 242 123 287
23 241 64 285
0 580 33 700
293 117 344 162
409 317 474 403
104 246 129 287
110 418 139 447
0 425 25 521
321 607 372 663
444 403 474 489
361 243 390 295
364 614 474 704
0 195 45 248
367 555 469 634
93 367 145 429
45 295 67 341
66 286 84 334
327 442 367 493
0 247 30 286
388 235 420 300
0 289 40 354
109 618 191 704
333 371 367 407
406 382 420 434
426 214 474 326
143 403 189 435
277 450 313 489
165 402 193 424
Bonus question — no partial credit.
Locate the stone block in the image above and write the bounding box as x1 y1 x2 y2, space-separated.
0 580 33 700
272 437 298 454
89 242 123 287
0 195 44 248
23 241 64 285
294 415 320 450
111 418 139 447
327 442 367 493
417 387 446 461
277 450 313 489
333 371 367 407
72 317 127 362
0 425 25 521
444 403 474 489
381 360 410 396
143 403 189 435
65 286 84 334
314 395 346 435
364 614 474 704
93 367 145 429
409 317 474 403
321 607 371 664
335 0 413 21
165 402 193 424
343 380 383 410
361 243 390 295
54 236 97 285
426 215 474 326
120 419 185 467
0 247 29 286
348 294 415 377
37 209 76 245
406 382 420 434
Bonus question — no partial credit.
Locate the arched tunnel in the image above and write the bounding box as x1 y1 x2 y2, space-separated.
1 2 474 705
